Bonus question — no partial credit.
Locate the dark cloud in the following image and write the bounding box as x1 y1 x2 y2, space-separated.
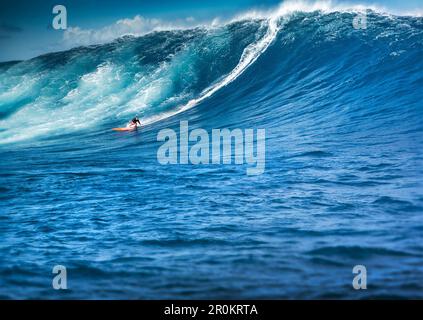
0 23 23 33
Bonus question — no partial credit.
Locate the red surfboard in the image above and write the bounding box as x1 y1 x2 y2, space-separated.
112 126 138 132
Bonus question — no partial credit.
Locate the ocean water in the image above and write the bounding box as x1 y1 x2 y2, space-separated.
0 9 423 299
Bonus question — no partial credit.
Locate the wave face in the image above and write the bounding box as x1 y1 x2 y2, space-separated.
0 20 268 144
0 10 423 299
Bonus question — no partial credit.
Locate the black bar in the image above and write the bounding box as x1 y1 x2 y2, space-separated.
1 300 421 318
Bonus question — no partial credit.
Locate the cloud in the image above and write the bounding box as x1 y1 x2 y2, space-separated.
63 15 204 48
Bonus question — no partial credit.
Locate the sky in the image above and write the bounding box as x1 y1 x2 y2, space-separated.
0 0 422 62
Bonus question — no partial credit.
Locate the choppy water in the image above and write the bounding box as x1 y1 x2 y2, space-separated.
0 8 423 299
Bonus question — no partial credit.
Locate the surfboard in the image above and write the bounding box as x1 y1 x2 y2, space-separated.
112 127 137 132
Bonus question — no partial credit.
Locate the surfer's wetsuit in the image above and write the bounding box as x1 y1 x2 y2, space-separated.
129 118 141 127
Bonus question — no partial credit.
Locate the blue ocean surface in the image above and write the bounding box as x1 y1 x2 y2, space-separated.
0 9 423 299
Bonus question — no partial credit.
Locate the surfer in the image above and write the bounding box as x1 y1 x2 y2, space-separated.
112 116 142 132
128 116 141 128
